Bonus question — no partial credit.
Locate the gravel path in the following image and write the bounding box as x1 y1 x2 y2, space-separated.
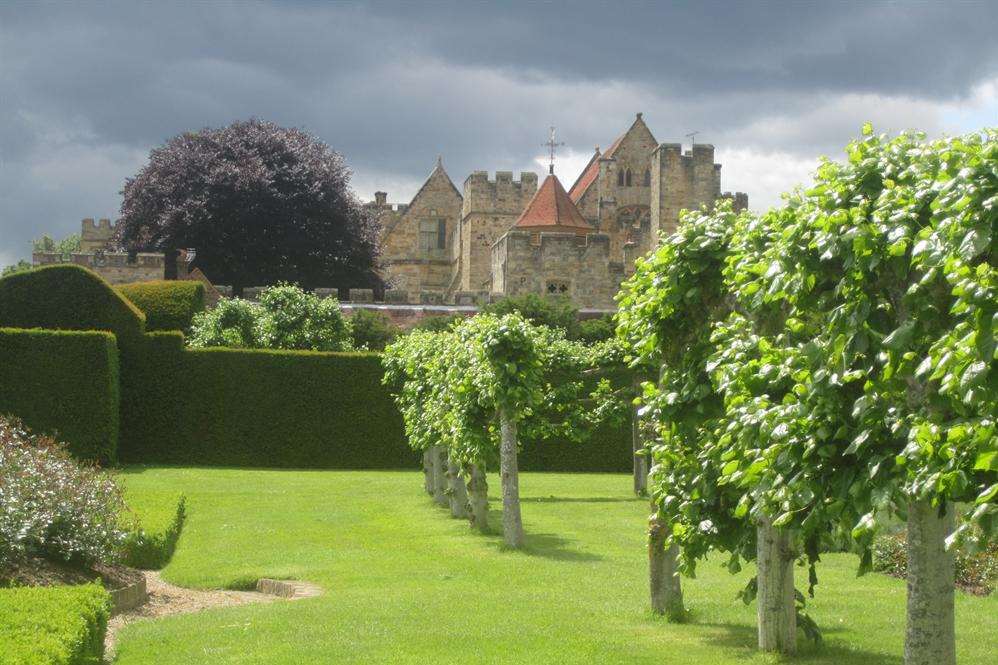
104 571 320 660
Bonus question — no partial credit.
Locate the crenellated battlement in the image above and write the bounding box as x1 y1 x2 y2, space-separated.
462 170 538 217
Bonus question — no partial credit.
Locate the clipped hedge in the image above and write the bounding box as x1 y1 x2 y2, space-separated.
121 495 187 569
117 280 205 331
120 338 413 468
0 264 145 341
0 583 111 665
0 328 119 463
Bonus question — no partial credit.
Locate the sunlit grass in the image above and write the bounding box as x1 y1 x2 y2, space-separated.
112 468 996 664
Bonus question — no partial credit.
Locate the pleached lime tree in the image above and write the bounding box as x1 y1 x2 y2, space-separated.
616 127 997 663
384 313 618 547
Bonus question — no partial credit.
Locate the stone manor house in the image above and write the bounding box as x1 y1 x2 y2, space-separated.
374 113 747 310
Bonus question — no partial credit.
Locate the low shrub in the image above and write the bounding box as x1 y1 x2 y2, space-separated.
120 496 187 569
349 309 399 350
577 315 616 344
0 583 111 665
0 417 124 572
873 532 998 594
0 328 119 463
188 283 352 351
117 280 205 331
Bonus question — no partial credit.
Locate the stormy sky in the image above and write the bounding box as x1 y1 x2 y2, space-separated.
2 1 997 266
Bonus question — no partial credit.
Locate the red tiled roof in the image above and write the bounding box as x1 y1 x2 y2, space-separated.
515 174 593 233
568 149 600 203
568 131 626 203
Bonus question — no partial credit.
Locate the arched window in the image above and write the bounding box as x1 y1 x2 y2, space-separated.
643 169 651 187
617 170 624 187
625 169 633 187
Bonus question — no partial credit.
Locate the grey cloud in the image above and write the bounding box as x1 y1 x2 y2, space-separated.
1 1 996 263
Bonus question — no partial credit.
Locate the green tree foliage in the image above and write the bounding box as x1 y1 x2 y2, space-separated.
577 315 616 344
0 260 32 277
383 313 619 545
616 127 997 660
188 283 352 351
483 293 580 338
33 233 81 259
349 309 400 350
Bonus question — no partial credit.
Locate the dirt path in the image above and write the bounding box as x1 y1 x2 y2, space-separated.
104 571 320 660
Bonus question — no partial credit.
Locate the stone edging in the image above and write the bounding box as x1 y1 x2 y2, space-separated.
255 578 322 599
110 576 148 614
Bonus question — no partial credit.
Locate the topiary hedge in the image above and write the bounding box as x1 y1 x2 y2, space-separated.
0 264 145 341
117 280 205 331
0 583 111 665
0 328 120 463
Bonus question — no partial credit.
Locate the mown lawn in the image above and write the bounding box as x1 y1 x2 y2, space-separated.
112 468 997 664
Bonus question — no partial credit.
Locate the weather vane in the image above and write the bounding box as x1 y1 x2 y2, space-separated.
544 126 565 175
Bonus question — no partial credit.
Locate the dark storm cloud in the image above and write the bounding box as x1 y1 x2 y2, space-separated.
2 0 997 263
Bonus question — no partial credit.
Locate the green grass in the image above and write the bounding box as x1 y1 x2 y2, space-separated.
111 468 997 664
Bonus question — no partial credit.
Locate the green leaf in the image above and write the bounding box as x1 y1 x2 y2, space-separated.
974 450 998 471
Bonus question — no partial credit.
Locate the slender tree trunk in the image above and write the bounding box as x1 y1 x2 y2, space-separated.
756 516 797 654
446 456 469 519
422 449 433 495
648 509 684 620
498 408 525 548
905 499 956 665
632 378 649 496
465 462 489 533
431 446 448 507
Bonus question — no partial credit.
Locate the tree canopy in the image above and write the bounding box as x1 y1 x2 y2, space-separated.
117 119 381 292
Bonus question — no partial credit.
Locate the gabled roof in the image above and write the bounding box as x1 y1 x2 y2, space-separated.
381 157 461 238
568 113 656 203
514 174 592 233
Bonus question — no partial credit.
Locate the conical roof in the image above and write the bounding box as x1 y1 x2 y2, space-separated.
514 174 592 233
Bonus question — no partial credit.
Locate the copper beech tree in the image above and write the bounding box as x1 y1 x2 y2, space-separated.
117 119 381 293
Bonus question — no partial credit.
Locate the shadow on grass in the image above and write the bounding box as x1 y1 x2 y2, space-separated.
521 496 643 504
483 508 603 562
687 620 902 664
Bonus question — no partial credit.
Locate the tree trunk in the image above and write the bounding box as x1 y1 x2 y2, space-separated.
422 450 433 495
499 408 525 548
632 379 649 496
904 499 956 665
446 456 469 519
648 509 684 620
431 446 448 507
465 462 489 533
756 516 796 654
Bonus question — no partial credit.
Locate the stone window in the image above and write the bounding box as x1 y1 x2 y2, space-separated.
625 169 633 187
617 169 624 187
419 219 447 255
546 281 569 295
643 169 651 187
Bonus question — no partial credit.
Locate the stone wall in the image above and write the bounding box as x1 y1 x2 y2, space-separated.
32 251 186 285
376 164 463 300
459 170 537 292
491 230 624 310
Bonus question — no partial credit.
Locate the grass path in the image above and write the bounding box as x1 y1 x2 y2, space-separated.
113 468 996 664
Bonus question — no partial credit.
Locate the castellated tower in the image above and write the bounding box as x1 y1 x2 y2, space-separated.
457 171 538 292
80 217 115 252
649 143 746 239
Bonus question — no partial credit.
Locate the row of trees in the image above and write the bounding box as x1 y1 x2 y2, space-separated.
382 313 623 547
616 127 996 663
